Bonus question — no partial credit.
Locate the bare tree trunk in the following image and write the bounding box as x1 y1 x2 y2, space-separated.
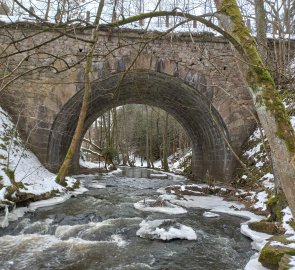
108 111 111 146
145 106 151 168
124 105 133 166
111 108 117 147
44 0 51 21
214 0 295 217
254 0 268 64
162 112 169 171
56 0 105 185
102 115 109 146
112 0 118 22
149 109 154 168
94 119 99 146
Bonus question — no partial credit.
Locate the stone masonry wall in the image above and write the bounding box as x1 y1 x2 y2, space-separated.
0 25 256 178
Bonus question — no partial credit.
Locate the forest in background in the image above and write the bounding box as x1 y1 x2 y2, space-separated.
81 105 191 171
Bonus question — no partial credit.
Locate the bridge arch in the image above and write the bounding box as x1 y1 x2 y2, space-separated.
47 70 232 181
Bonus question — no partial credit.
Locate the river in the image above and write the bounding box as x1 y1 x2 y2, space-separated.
0 167 254 270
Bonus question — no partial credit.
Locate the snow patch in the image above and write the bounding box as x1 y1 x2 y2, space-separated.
256 161 264 168
0 187 6 201
244 142 262 158
136 219 197 241
253 191 268 211
241 224 271 251
270 241 295 249
289 256 295 267
260 173 275 189
282 207 295 239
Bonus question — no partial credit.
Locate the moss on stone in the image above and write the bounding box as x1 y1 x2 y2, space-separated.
249 221 285 235
67 179 80 191
267 192 288 222
5 185 17 200
259 236 295 269
72 180 80 189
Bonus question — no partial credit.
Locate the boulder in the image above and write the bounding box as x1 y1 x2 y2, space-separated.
259 235 295 269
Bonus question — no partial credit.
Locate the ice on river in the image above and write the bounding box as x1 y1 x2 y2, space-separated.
202 211 220 218
134 198 187 215
136 219 197 241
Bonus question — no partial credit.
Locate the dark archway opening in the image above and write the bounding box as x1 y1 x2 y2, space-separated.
47 70 232 181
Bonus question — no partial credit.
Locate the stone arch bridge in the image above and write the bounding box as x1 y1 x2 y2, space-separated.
0 25 257 181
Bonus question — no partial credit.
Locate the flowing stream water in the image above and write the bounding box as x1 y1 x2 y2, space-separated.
0 167 255 270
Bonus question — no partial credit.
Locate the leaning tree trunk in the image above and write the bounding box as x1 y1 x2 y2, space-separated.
214 0 295 216
56 0 105 185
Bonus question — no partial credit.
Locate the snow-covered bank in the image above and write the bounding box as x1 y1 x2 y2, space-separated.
0 108 68 199
0 181 89 228
0 108 64 199
240 123 295 268
0 106 84 227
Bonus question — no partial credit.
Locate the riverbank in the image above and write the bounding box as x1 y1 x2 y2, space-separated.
0 167 256 269
1 166 295 269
